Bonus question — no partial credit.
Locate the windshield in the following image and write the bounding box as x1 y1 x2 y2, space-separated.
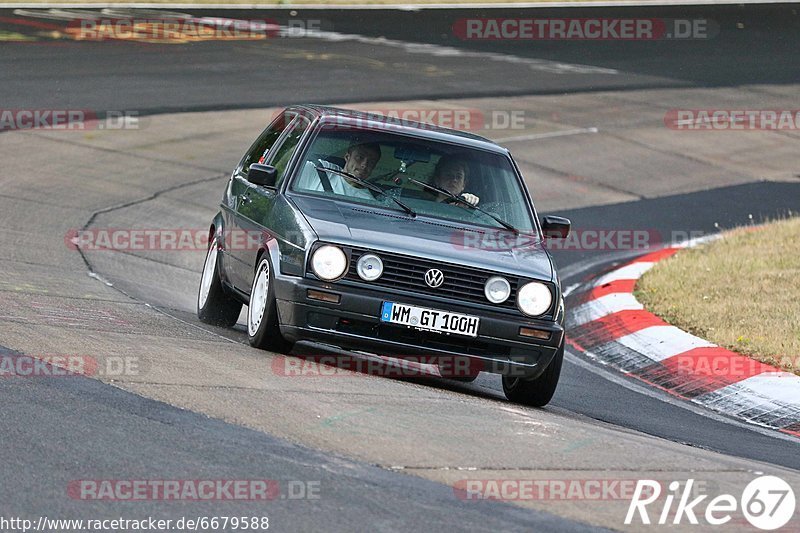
290 124 536 232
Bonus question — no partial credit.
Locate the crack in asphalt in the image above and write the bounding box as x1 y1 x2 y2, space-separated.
602 130 759 180
28 171 251 347
81 173 226 231
0 191 88 210
0 284 148 305
16 129 225 173
75 172 226 284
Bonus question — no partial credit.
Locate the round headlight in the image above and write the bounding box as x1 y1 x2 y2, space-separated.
517 282 552 317
311 245 347 281
484 276 511 304
356 253 383 281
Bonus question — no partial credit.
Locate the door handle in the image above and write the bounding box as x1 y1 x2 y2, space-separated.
239 193 251 205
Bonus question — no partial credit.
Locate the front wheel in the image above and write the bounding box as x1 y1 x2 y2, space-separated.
502 341 564 407
197 237 242 327
247 256 293 353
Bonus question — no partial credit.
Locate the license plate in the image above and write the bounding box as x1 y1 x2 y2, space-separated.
380 302 479 337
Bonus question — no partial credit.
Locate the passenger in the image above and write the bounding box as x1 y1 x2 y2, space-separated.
428 155 479 206
296 142 381 199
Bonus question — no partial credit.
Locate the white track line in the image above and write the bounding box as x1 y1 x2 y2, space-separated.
286 29 619 75
494 127 598 143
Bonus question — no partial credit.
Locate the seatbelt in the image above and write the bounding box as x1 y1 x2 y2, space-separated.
315 160 334 193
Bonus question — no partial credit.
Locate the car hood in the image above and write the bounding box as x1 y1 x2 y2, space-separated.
291 195 554 281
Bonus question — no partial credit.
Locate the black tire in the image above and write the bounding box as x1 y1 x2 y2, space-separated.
502 341 564 407
247 255 293 352
197 237 242 327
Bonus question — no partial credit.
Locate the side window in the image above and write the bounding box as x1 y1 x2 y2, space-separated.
239 112 294 174
266 117 311 186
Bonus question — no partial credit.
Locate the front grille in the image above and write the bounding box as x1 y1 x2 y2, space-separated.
345 248 520 310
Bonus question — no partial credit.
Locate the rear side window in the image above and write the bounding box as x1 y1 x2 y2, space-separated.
239 112 294 174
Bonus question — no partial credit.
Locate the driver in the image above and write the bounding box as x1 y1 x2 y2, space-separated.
428 155 480 206
295 142 381 199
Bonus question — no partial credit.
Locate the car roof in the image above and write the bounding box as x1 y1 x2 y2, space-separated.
287 104 510 155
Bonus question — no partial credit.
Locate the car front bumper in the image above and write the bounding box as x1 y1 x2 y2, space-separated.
273 272 564 379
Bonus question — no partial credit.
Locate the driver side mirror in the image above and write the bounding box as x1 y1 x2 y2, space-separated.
541 215 571 239
247 163 278 188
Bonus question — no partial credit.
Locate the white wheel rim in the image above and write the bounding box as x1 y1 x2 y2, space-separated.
248 260 269 337
198 238 218 310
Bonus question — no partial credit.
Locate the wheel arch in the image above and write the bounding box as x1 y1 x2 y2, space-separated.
209 211 225 247
254 236 282 275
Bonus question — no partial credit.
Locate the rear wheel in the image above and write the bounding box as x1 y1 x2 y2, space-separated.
247 255 293 352
502 341 564 407
197 237 242 327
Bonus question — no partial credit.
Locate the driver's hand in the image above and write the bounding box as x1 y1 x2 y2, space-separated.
460 193 480 206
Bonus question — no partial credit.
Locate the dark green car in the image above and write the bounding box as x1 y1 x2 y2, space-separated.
198 105 571 406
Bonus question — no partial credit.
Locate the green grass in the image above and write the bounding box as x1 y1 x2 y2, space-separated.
636 217 800 375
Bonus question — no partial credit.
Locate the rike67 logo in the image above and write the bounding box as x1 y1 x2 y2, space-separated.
626 476 796 530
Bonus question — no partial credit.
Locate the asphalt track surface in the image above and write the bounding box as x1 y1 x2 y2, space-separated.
2 3 800 531
0 346 601 532
1 4 799 113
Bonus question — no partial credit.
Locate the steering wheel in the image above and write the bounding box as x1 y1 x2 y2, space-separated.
368 160 418 185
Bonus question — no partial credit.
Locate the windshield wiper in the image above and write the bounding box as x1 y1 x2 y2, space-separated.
314 166 416 217
405 177 518 233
